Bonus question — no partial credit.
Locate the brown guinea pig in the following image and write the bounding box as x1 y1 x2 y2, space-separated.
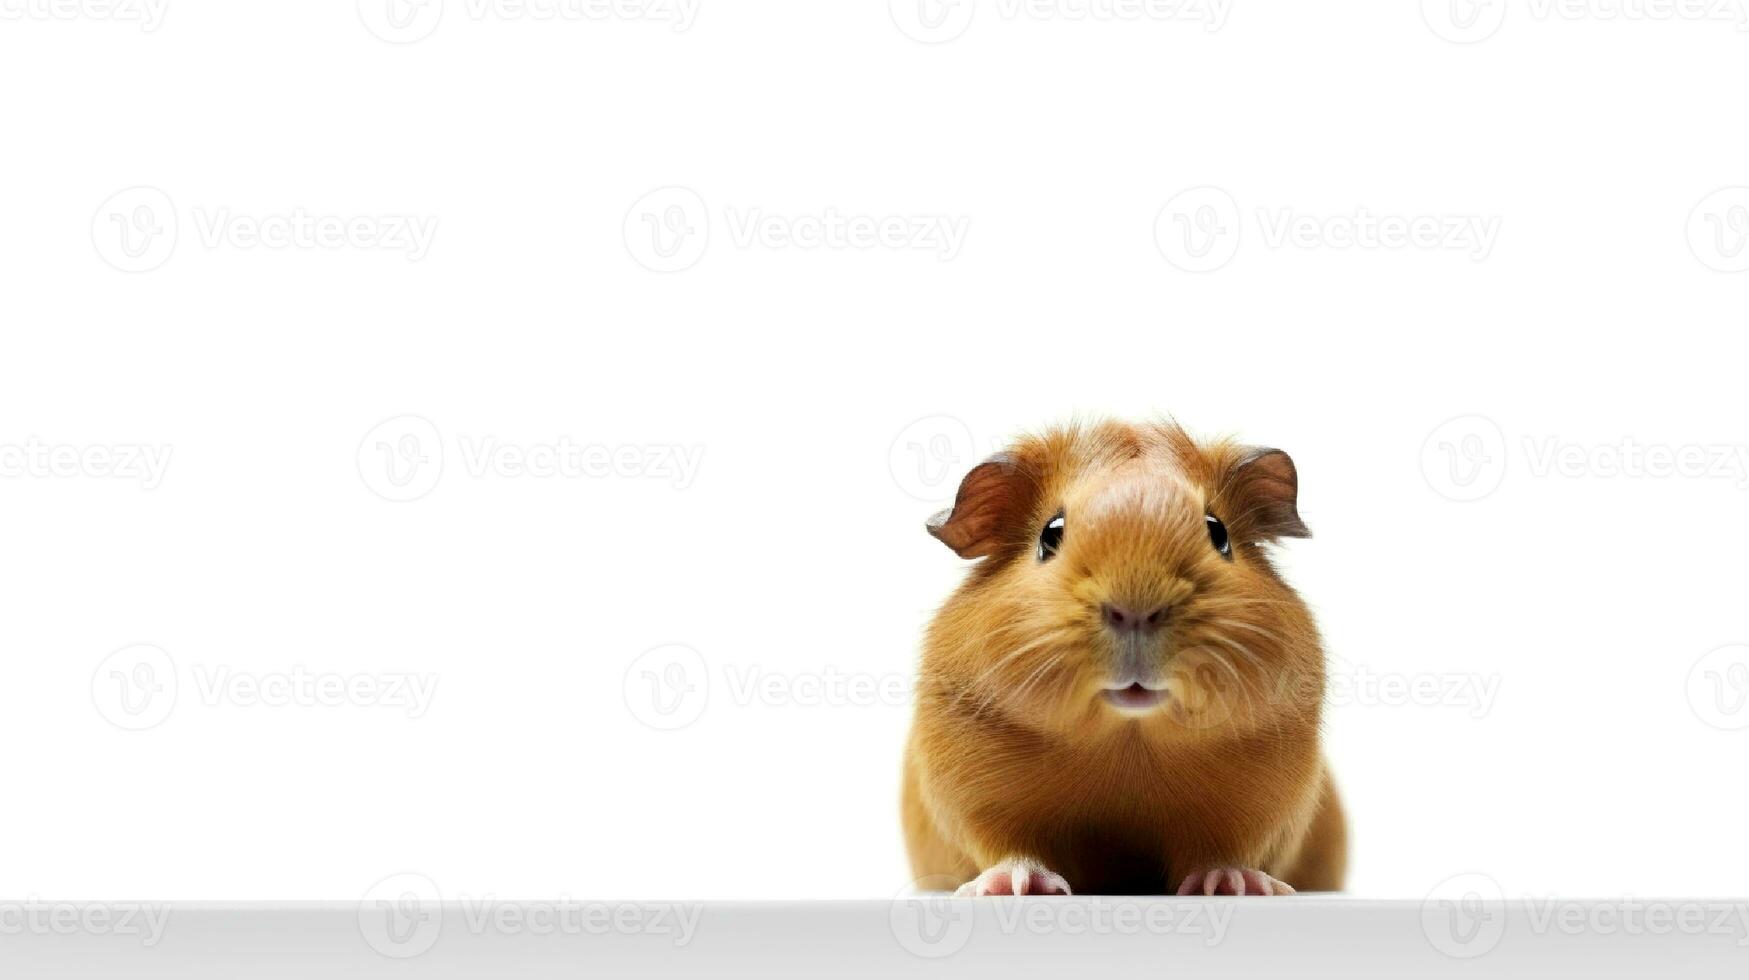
902 419 1346 896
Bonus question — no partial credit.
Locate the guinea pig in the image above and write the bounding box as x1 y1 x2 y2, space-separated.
902 419 1346 896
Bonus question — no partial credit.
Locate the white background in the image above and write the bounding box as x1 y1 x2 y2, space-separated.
2 0 1747 903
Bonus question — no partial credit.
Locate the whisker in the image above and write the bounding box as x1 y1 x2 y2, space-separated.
1009 653 1064 710
966 640 1071 720
1200 631 1267 673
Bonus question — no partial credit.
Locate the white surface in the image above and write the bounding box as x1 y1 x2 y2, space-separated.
2 1 1748 902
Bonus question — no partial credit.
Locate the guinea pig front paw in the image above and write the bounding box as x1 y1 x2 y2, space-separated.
1175 867 1296 897
954 858 1072 897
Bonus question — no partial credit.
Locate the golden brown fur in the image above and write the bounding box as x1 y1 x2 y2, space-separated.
903 420 1347 895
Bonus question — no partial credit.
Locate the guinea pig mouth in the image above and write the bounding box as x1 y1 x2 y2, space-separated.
1101 682 1168 714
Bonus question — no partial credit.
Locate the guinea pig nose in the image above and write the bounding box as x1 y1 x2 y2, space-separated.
1101 603 1170 633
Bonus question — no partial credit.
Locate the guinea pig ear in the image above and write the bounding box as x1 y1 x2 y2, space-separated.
925 452 1034 559
1222 447 1310 541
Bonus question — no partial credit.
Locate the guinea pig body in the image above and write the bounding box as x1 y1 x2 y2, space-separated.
902 420 1346 896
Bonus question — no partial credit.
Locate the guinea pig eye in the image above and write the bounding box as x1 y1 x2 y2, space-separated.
1205 514 1231 559
1037 512 1065 562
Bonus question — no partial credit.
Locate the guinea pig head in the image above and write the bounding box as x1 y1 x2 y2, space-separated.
924 422 1323 739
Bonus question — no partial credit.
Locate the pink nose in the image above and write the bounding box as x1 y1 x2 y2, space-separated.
1102 604 1170 634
